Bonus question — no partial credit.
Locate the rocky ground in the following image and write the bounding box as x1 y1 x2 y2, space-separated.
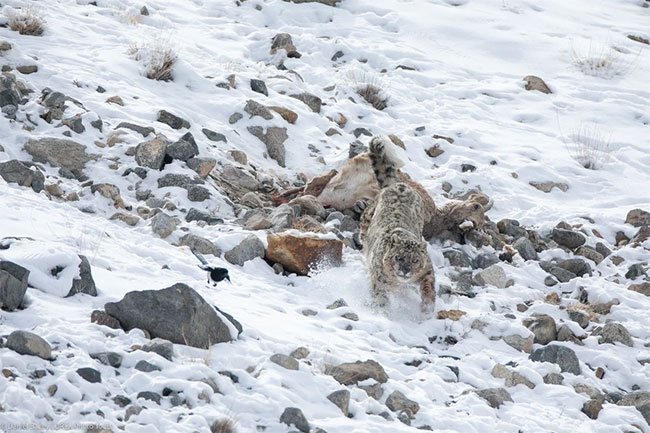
1 0 650 432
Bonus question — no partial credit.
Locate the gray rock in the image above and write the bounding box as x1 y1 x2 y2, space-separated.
201 128 227 142
472 252 500 269
491 364 535 389
135 360 161 372
125 405 142 421
555 258 591 277
529 344 581 375
247 126 288 167
625 209 650 227
0 260 29 310
617 392 650 424
0 160 45 193
595 322 633 347
523 75 552 94
556 324 580 343
157 110 190 129
244 99 273 120
595 242 612 258
497 219 526 238
327 389 350 416
41 90 66 109
503 334 534 353
229 112 243 124
114 395 131 408
244 210 272 230
178 234 221 256
186 157 216 179
241 192 264 208
90 351 123 368
582 398 603 419
6 330 51 360
280 407 309 433
576 246 604 264
625 263 646 280
385 390 420 418
220 165 258 190
270 353 299 370
76 367 102 383
270 33 300 57
327 298 348 309
135 135 170 170
150 213 177 238
187 185 211 202
137 391 161 404
568 310 590 328
360 383 384 400
116 122 154 137
290 347 309 360
474 388 513 408
24 138 97 172
90 116 103 132
61 115 85 134
224 235 265 266
552 229 586 249
325 359 388 385
68 255 97 297
104 283 239 348
250 79 268 96
549 266 576 282
158 173 203 190
339 216 358 232
186 208 223 225
543 372 564 385
514 237 537 261
523 314 557 345
90 310 121 329
291 93 322 113
166 132 199 162
142 338 174 361
473 264 507 288
0 72 22 113
444 249 472 268
348 141 367 159
269 204 295 231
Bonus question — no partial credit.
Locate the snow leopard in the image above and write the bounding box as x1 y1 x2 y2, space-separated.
359 136 435 311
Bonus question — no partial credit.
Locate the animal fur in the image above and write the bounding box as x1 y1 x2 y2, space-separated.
359 136 435 311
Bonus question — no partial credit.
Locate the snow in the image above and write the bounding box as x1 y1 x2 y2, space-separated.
1 0 650 432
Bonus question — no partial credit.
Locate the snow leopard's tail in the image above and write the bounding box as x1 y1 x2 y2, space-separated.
368 135 404 188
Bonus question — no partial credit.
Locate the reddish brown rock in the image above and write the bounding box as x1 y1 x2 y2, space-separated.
629 282 650 296
266 233 342 276
268 106 298 124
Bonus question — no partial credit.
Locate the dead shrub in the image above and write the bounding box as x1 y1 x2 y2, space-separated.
6 7 45 36
129 38 178 82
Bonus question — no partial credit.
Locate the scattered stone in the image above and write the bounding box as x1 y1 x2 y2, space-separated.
248 126 288 167
187 185 211 202
443 249 471 268
104 283 239 349
125 405 142 421
290 347 309 360
576 246 604 264
552 229 586 249
595 322 633 347
474 388 513 409
625 209 650 227
280 407 309 433
473 264 507 288
327 389 350 416
229 112 243 124
76 367 101 383
266 233 343 276
523 75 552 94
327 298 348 309
270 33 301 58
135 360 161 372
6 331 51 360
325 359 388 385
90 310 121 329
250 79 268 96
61 115 85 134
491 364 535 389
157 110 190 129
90 352 123 368
582 399 603 419
625 263 646 280
497 219 526 238
529 344 581 375
633 225 650 243
68 255 97 297
158 173 203 189
16 65 37 75
437 310 467 321
135 135 170 170
271 353 299 370
461 163 476 173
91 183 126 209
555 258 591 277
472 253 500 269
201 128 227 143
543 372 564 385
514 237 537 260
114 395 131 407
106 95 124 106
110 212 140 226
548 266 576 283
291 93 322 113
529 181 568 193
426 146 444 158
24 138 97 173
348 140 367 159
220 164 258 191
187 157 216 179
628 35 650 45
629 282 650 296
503 334 534 353
142 338 174 361
150 212 177 238
289 195 326 217
116 122 154 137
186 208 223 225
269 106 298 124
166 132 199 162
137 391 161 404
386 390 420 418
568 310 590 328
244 99 273 120
0 260 29 311
241 192 264 208
178 234 221 256
523 314 557 345
224 235 265 266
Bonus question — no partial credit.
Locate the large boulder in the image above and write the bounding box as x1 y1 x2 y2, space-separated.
266 233 342 276
0 261 29 310
224 235 265 266
6 330 51 360
529 344 581 375
104 283 240 349
67 255 97 297
0 160 45 193
325 359 388 385
135 135 170 170
178 234 221 256
24 138 97 173
165 132 199 162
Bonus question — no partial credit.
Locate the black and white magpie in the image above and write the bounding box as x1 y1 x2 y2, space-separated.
191 248 231 286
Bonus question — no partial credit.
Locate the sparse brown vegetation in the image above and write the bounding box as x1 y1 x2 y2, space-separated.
211 418 237 433
7 7 45 36
129 39 178 81
565 123 611 170
570 41 636 78
357 83 389 110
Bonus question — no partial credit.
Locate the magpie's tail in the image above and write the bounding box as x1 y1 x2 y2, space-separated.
191 248 209 266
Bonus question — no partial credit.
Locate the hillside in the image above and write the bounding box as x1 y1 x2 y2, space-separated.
1 0 650 432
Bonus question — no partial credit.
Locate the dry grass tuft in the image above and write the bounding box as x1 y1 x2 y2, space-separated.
565 123 612 170
211 418 237 433
570 41 636 78
357 83 389 111
129 38 178 82
6 7 45 36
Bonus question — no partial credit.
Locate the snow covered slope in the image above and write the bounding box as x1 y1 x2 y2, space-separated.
1 0 650 432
